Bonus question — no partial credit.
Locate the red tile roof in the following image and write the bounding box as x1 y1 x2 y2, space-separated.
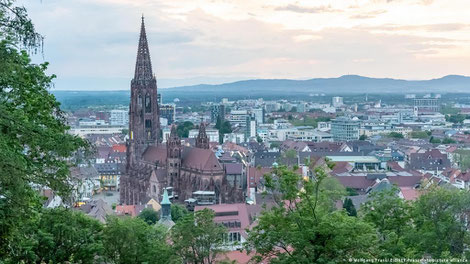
112 144 127 153
400 187 420 201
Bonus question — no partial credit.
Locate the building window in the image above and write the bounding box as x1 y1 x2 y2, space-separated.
145 93 152 113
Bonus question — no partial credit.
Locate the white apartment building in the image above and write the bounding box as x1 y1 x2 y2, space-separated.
110 110 129 126
228 110 249 126
188 128 220 142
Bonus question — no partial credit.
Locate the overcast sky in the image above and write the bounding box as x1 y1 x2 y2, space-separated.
21 0 470 90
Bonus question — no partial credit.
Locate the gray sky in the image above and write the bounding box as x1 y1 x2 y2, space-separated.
21 0 470 90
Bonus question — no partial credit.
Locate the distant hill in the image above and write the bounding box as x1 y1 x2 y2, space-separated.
164 75 470 94
52 75 470 110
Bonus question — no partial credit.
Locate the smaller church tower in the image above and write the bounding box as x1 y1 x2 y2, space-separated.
158 188 174 228
195 122 210 149
166 125 181 187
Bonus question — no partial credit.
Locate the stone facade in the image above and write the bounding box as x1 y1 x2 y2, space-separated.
120 18 243 206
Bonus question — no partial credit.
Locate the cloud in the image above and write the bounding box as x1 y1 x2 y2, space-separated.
19 0 470 90
350 10 387 19
274 4 341 14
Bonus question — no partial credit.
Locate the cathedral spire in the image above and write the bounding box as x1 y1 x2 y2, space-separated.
196 122 209 149
134 16 154 82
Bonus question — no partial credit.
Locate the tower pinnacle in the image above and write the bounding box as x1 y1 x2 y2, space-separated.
134 15 153 82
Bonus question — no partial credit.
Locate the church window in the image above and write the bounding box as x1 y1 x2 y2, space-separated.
138 94 143 106
153 185 157 194
145 119 152 128
145 93 152 113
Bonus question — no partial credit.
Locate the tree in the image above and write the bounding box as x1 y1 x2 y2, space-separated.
388 132 404 139
361 187 413 258
256 135 263 143
446 114 466 124
171 203 189 223
359 134 368 141
1 1 89 257
279 149 297 167
216 118 232 143
430 136 441 144
408 186 470 259
343 198 357 216
103 216 172 264
442 137 456 144
245 166 378 263
176 121 194 138
138 207 159 225
410 131 429 139
346 187 359 196
7 208 103 263
171 208 227 264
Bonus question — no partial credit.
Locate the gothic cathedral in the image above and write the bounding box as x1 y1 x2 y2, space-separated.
120 17 244 206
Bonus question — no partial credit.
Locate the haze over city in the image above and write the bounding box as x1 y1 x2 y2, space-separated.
22 0 470 90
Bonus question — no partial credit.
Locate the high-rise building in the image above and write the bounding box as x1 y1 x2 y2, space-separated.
110 110 129 126
210 104 225 123
251 108 265 124
332 96 344 108
245 116 257 140
331 117 360 141
160 104 175 124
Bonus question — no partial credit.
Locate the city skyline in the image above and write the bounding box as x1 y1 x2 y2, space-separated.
22 0 470 90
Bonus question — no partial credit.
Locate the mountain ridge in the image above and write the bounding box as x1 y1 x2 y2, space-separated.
158 74 470 94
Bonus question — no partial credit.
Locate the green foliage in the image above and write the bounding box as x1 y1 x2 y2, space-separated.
121 128 129 135
138 207 160 225
446 114 467 124
441 105 460 115
410 131 429 139
359 134 368 140
103 216 172 264
245 166 377 263
429 136 441 144
343 198 357 216
289 116 331 127
216 118 232 143
388 132 404 139
410 187 470 258
176 121 194 138
442 137 456 144
0 0 43 49
256 135 263 143
346 187 359 196
278 149 298 167
171 208 227 264
6 208 103 263
456 149 470 171
171 203 189 223
362 188 413 258
0 2 89 257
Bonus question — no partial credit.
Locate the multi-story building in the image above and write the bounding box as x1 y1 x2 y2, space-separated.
332 96 344 108
228 110 249 127
331 117 360 141
264 102 280 112
251 108 265 124
414 97 440 113
211 104 226 123
160 104 175 124
245 117 257 139
188 128 219 142
110 110 129 126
